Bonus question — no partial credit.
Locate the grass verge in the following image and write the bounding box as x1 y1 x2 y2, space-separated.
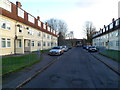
99 50 120 62
2 52 43 76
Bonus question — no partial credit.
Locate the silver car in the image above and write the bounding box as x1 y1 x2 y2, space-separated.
49 46 64 56
88 46 97 52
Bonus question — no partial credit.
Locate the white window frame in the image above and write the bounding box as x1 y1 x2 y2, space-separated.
31 41 34 47
1 38 6 48
0 0 11 12
7 38 11 47
38 20 41 27
18 7 24 18
28 14 35 24
18 39 22 48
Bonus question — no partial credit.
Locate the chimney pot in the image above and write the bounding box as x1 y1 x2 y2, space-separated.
16 1 22 8
112 18 115 22
37 16 40 20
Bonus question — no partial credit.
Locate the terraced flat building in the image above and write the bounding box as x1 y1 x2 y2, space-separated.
0 0 58 55
92 18 120 51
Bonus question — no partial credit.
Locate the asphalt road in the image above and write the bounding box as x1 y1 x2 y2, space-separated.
23 47 120 88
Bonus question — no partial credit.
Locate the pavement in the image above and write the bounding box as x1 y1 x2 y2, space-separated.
90 52 120 75
3 53 59 88
2 48 120 88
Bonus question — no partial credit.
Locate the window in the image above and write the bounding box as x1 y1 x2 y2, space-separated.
18 7 24 18
115 19 119 26
1 38 6 47
19 27 22 32
103 28 105 33
109 23 113 29
43 42 46 46
106 26 108 31
38 32 41 37
0 0 11 12
7 39 11 47
1 19 11 30
38 21 41 27
18 39 22 47
48 42 50 46
1 23 6 29
28 28 34 35
38 41 41 47
6 23 10 30
116 41 120 46
44 34 46 38
43 24 46 29
28 14 34 24
47 35 49 39
32 41 34 47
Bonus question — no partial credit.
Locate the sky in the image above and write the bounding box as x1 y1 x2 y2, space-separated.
10 0 120 39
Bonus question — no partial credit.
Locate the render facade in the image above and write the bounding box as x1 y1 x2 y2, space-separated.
0 0 58 55
92 18 120 51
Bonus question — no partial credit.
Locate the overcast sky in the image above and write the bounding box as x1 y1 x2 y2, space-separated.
10 0 119 39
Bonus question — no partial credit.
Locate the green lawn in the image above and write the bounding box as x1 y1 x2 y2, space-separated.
99 50 120 62
2 52 42 76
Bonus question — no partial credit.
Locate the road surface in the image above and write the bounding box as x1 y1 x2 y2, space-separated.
23 47 120 88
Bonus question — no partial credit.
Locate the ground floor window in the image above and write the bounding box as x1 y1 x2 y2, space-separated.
43 42 46 46
32 41 34 47
18 39 22 48
116 41 120 46
38 41 41 47
7 39 11 47
2 38 6 47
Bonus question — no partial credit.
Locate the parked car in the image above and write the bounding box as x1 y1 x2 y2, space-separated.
88 46 97 52
62 46 69 52
49 46 64 56
83 45 87 49
68 46 72 49
85 45 91 50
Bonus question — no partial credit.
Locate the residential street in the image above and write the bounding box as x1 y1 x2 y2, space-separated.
22 47 120 88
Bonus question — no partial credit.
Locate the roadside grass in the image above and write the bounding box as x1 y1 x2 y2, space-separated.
99 50 120 62
2 52 42 76
41 49 50 53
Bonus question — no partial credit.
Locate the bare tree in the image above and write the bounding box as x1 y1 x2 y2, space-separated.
83 21 96 44
46 18 68 38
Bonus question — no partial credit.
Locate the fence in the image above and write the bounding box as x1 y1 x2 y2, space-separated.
2 50 41 76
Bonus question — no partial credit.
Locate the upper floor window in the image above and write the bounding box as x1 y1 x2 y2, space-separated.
18 25 22 32
38 21 41 27
103 28 105 33
43 24 46 29
28 28 34 35
115 19 119 26
109 23 113 29
28 14 35 24
106 26 108 31
38 32 41 37
1 19 11 30
18 7 24 18
0 0 11 12
48 27 50 31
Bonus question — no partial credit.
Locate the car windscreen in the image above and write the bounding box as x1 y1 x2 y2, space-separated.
52 47 60 49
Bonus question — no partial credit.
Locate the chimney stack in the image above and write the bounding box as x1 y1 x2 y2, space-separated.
16 1 22 8
112 18 115 22
37 16 40 20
